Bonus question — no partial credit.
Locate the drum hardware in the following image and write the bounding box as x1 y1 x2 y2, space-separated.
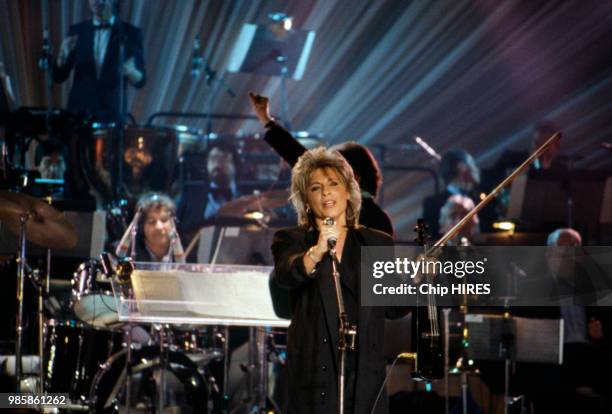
151 325 226 367
217 189 289 223
43 319 123 407
0 191 78 249
71 260 118 327
88 345 210 413
0 190 77 391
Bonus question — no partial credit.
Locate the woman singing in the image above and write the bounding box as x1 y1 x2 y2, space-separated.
272 147 403 413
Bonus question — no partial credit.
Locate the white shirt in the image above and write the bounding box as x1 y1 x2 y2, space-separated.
93 16 115 78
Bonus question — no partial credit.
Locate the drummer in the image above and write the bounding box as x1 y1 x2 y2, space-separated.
116 192 185 263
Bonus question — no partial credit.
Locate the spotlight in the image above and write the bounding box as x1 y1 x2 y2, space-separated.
492 220 515 232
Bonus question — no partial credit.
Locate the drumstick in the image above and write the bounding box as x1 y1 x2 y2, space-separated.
184 231 201 258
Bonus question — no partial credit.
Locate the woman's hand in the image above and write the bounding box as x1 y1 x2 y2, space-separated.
313 220 340 259
304 220 339 273
248 92 274 126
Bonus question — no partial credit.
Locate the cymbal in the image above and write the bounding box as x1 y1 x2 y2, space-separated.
218 189 290 220
0 191 78 249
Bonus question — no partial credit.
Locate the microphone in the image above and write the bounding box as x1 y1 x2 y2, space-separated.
191 37 203 78
115 208 141 258
324 217 337 250
169 218 186 263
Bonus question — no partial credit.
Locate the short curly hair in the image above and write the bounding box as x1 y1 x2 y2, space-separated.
290 147 362 229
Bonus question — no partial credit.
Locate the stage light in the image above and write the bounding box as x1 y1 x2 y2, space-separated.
244 211 265 221
493 220 515 232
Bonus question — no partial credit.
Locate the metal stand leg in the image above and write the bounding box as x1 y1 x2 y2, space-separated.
223 326 230 412
279 64 292 131
254 327 268 411
461 372 468 414
37 248 51 394
504 359 510 414
125 324 133 414
442 308 451 414
15 214 28 388
158 326 166 414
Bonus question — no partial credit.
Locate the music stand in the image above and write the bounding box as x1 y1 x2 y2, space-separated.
227 23 316 128
196 225 276 266
465 313 563 414
507 171 607 239
110 262 289 412
112 262 289 327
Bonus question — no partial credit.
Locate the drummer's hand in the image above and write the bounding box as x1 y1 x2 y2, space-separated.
122 57 142 84
248 92 274 126
57 35 78 67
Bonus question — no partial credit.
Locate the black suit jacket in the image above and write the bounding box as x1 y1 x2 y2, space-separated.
52 19 146 122
264 122 394 237
272 226 406 413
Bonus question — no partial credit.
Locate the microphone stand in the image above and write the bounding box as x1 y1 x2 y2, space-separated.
129 214 138 258
329 247 356 414
115 0 126 199
202 66 235 136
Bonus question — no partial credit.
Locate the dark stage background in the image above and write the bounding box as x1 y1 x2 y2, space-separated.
1 0 611 237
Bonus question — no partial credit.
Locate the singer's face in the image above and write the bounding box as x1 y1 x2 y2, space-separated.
306 167 349 226
143 207 173 247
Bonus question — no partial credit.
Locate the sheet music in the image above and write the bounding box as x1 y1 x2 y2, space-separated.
514 316 563 364
117 264 290 327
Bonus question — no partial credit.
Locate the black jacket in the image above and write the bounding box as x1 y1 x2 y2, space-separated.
272 225 406 413
264 122 394 237
52 19 146 122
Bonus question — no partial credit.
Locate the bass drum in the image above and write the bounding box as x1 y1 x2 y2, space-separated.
43 319 123 407
89 345 210 413
72 123 181 203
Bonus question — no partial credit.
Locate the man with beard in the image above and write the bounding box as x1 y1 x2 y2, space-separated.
176 140 239 241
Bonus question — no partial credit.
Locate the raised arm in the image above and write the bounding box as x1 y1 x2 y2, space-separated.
249 92 307 167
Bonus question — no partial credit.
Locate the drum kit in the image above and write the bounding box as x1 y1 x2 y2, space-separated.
0 190 226 412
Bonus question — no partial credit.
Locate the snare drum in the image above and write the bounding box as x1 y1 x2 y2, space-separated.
43 319 123 405
71 260 118 327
